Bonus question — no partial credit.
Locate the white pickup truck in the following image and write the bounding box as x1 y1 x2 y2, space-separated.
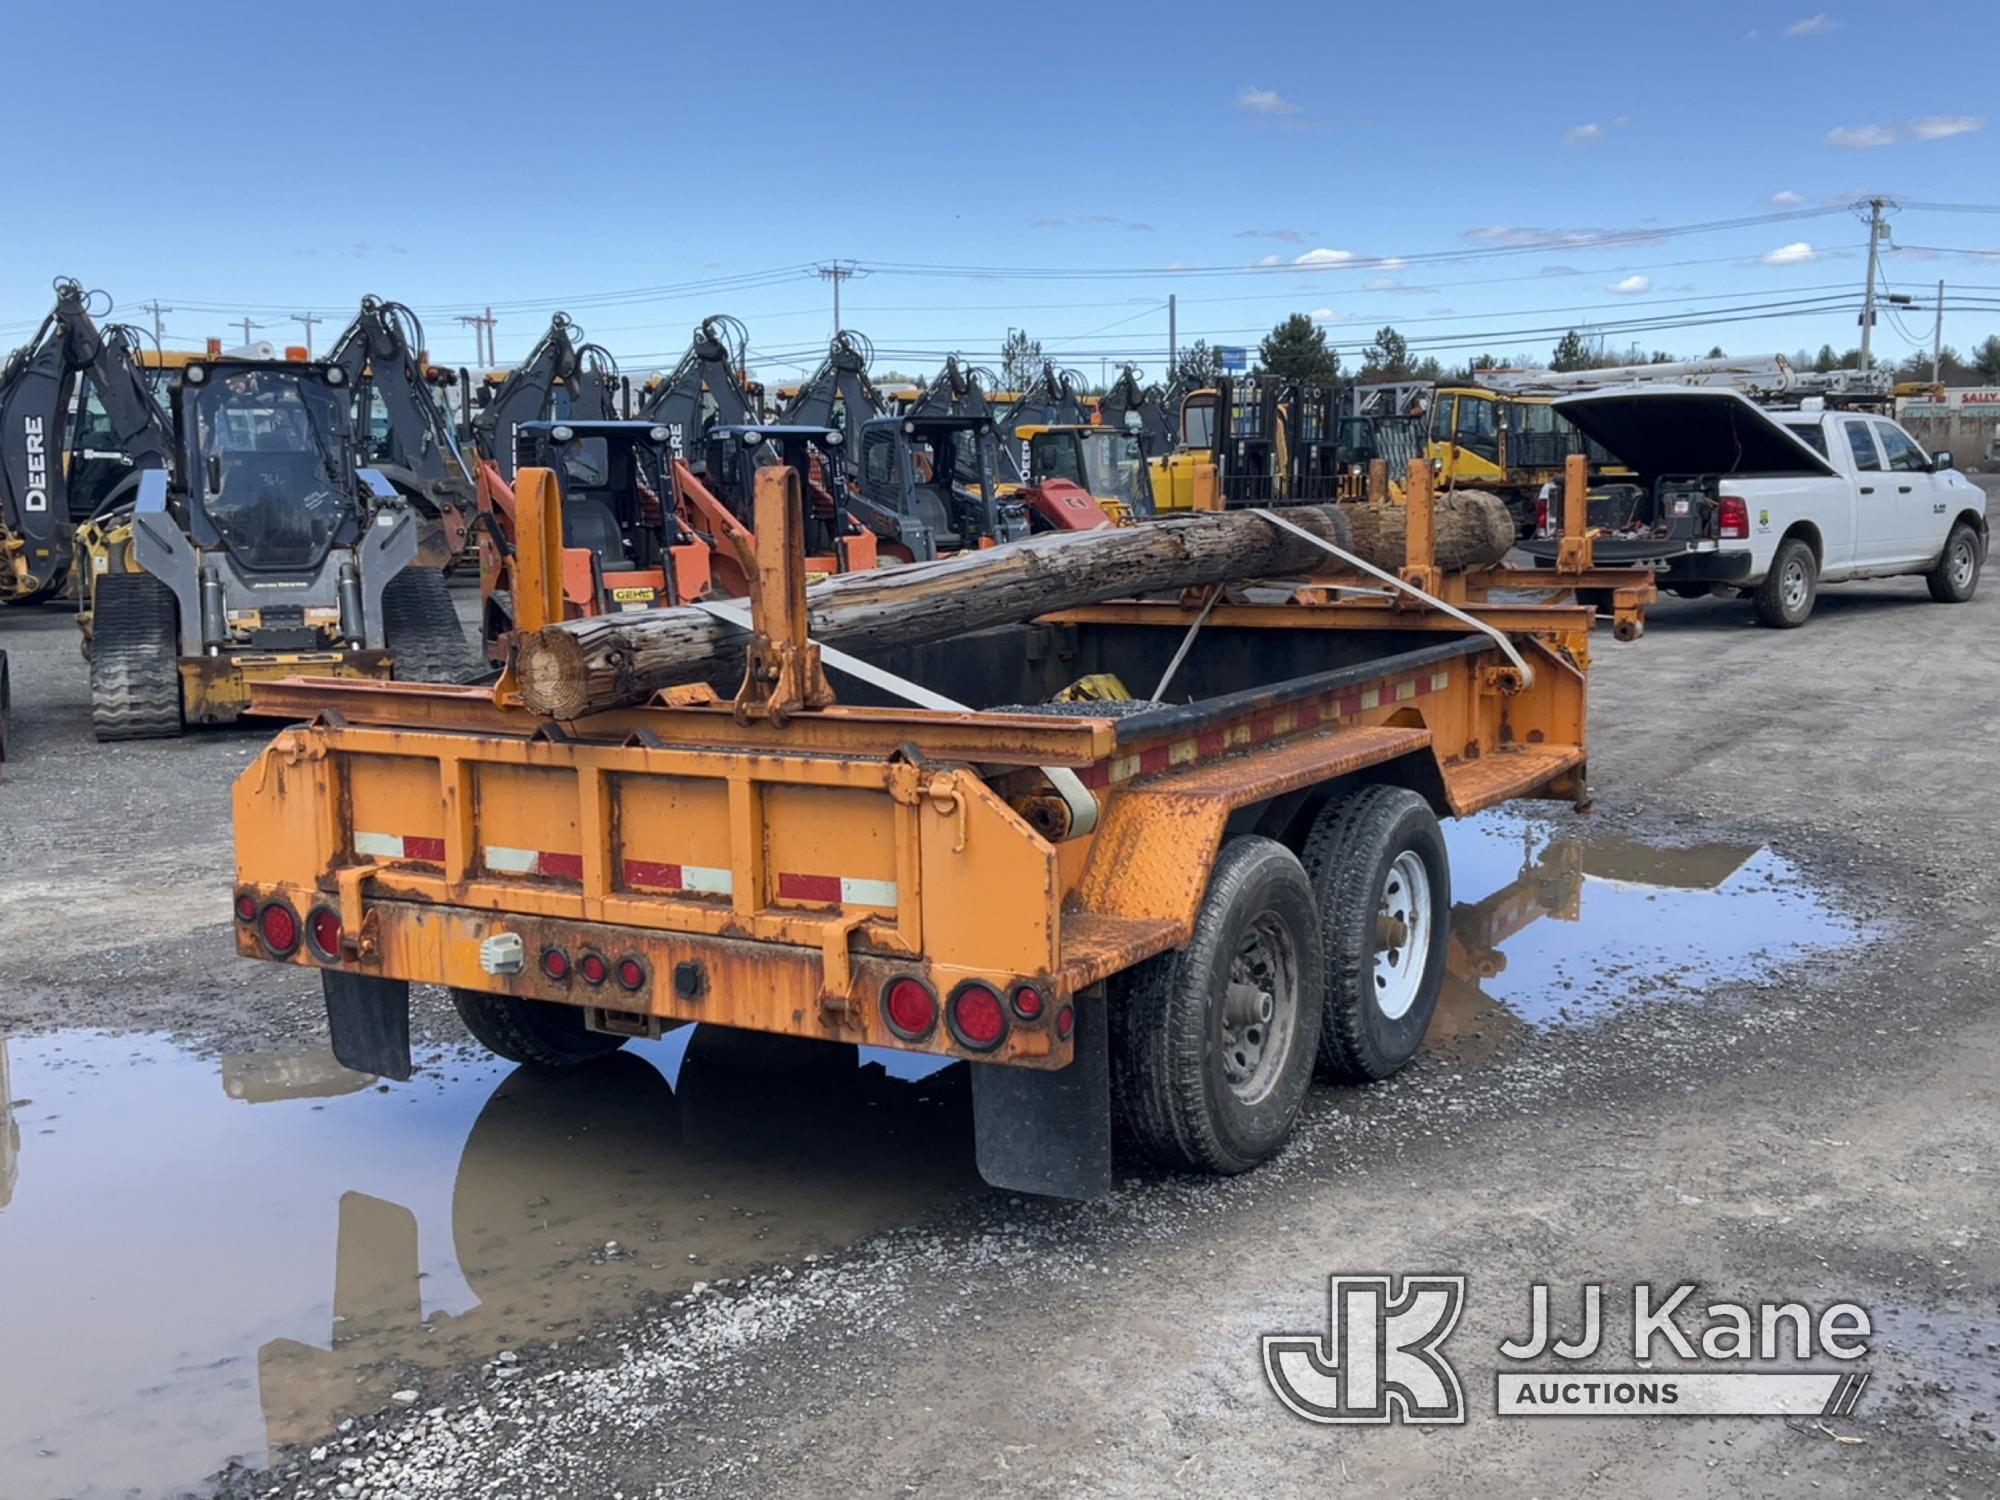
1518 387 1988 627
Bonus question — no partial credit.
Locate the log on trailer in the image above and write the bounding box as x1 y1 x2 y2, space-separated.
1343 490 1516 572
515 502 1386 718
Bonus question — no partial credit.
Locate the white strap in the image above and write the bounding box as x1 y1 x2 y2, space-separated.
1248 508 1534 687
690 599 1100 838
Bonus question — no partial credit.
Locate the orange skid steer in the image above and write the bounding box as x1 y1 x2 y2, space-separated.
232 456 1641 1198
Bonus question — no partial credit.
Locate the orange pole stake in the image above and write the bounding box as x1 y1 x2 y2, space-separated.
513 467 566 634
1367 458 1389 505
1558 452 1593 572
1401 458 1440 598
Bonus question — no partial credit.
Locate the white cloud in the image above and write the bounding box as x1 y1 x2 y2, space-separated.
1785 13 1838 36
1910 114 1986 140
1605 274 1652 295
1826 123 1898 150
1236 86 1300 116
1377 256 1408 270
1563 122 1604 145
1254 254 1284 267
1295 247 1354 266
1363 279 1401 292
1768 189 1810 206
1465 223 1665 250
1539 264 1582 277
1235 227 1305 243
1762 241 1818 265
1309 308 1351 323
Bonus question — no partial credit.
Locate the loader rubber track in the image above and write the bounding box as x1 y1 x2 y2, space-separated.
90 572 184 741
382 566 481 684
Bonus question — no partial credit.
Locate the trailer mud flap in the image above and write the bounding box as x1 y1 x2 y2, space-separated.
971 996 1111 1199
322 971 413 1081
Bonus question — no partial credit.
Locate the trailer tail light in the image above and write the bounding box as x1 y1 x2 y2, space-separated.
616 956 647 992
1535 492 1552 539
882 977 938 1042
1010 984 1045 1021
257 900 300 957
578 951 609 986
306 907 343 961
1718 495 1749 540
1055 1004 1076 1042
234 891 257 923
541 946 570 981
948 982 1008 1052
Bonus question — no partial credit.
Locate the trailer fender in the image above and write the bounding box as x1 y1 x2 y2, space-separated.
322 970 413 1081
971 992 1111 1199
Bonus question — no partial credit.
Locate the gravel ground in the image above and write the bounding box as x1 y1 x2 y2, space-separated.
4 569 1998 1498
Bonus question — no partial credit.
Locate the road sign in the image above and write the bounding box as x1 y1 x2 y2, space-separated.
1218 346 1247 373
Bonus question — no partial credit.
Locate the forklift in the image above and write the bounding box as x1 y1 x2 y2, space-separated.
75 355 477 738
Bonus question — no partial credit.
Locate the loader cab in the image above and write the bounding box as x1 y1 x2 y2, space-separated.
700 423 855 554
173 359 362 572
1017 424 1156 524
854 413 1028 561
512 420 678 574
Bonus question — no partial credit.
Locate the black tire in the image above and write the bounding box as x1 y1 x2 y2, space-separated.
1926 521 1982 604
450 987 628 1068
1303 786 1451 1083
89 572 184 741
1110 836 1325 1175
1752 536 1817 628
382 566 481 683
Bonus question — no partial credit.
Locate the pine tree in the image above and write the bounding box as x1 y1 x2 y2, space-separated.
1258 314 1341 388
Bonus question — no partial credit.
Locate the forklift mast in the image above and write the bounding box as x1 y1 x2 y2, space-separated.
638 316 756 468
471 313 620 484
778 330 883 456
324 296 476 563
0 280 172 597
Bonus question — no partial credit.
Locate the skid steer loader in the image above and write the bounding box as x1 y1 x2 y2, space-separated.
77 355 479 739
850 358 1029 561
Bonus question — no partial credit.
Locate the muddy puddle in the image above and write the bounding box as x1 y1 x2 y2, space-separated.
0 810 1863 1497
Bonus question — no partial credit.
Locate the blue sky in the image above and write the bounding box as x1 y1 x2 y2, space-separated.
3 1 1996 382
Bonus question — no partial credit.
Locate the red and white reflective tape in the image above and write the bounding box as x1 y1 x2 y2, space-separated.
621 859 735 896
1077 667 1454 791
775 872 898 908
482 845 583 880
354 831 444 863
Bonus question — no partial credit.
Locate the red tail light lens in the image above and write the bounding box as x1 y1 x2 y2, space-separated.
541 946 570 981
882 977 938 1041
1535 493 1552 539
948 982 1007 1051
578 951 609 986
1718 495 1749 540
1011 984 1045 1021
307 907 343 960
234 891 257 923
616 956 647 991
1055 1004 1076 1041
257 901 299 956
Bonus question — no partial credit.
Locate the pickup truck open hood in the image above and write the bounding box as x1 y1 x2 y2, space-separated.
1552 387 1838 477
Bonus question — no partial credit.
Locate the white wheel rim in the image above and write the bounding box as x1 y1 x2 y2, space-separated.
1373 850 1432 1020
1951 539 1975 590
1781 560 1808 611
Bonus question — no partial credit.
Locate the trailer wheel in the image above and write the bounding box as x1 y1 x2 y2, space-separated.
1926 521 1982 603
450 988 628 1068
1303 786 1450 1083
383 566 482 683
1110 836 1324 1175
89 572 184 741
1752 537 1817 628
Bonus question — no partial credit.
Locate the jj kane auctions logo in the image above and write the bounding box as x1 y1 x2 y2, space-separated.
1264 1276 1872 1423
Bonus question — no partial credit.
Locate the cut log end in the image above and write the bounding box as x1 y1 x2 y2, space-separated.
513 629 596 720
